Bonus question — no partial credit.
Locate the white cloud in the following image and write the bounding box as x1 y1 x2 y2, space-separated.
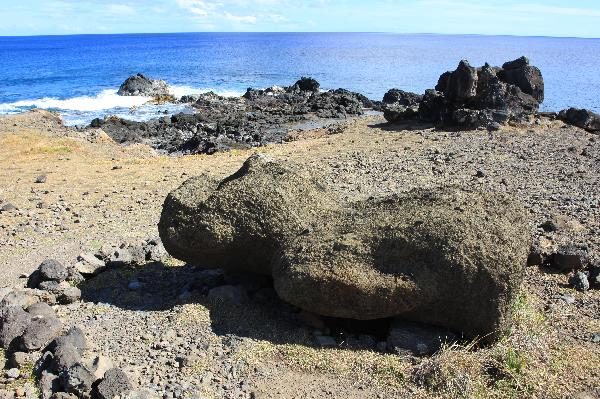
175 0 289 25
106 4 136 16
417 0 600 19
515 3 600 18
267 14 288 23
223 12 258 24
176 0 213 17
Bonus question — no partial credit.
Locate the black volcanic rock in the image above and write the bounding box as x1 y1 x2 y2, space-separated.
382 89 423 123
558 108 600 133
445 60 479 101
498 56 544 102
382 89 422 106
94 78 376 155
384 56 544 129
117 73 170 97
290 77 320 93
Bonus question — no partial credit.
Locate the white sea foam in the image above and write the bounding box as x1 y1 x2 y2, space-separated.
7 89 152 112
0 103 20 114
0 85 245 126
0 86 243 115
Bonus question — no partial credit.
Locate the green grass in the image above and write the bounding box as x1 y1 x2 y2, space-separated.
511 292 546 335
504 349 526 375
0 359 39 395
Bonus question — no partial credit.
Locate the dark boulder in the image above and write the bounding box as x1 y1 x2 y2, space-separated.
415 57 544 129
383 89 422 106
51 343 82 372
328 88 376 109
551 245 587 272
61 363 96 397
308 89 364 118
243 88 263 101
117 73 170 97
445 61 539 117
49 327 88 355
20 316 63 352
38 259 69 283
445 60 479 101
58 287 82 305
474 66 540 116
382 89 423 123
93 368 133 399
290 77 320 93
558 108 600 133
90 118 103 128
243 86 286 100
569 272 590 292
0 306 31 349
383 106 419 124
498 56 544 103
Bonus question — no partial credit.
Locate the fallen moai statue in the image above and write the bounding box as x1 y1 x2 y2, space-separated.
159 154 530 341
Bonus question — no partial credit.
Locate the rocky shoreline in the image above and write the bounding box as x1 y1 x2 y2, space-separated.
87 58 600 157
91 77 380 155
0 56 599 399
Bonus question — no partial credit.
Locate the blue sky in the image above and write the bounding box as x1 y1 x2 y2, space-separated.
2 0 600 37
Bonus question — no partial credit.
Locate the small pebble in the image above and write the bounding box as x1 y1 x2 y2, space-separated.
569 272 590 292
35 175 47 183
6 368 20 379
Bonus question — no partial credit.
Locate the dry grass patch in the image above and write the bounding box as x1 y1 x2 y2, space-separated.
220 287 595 398
410 288 600 399
237 341 408 388
0 133 81 158
175 303 213 326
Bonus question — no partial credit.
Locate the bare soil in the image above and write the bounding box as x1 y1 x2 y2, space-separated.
0 110 598 398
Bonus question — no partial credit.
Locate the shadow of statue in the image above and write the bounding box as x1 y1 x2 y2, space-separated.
78 261 391 350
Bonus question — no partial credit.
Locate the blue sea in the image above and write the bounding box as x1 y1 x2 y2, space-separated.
1 32 599 126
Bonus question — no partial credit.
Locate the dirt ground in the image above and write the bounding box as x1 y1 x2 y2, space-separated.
0 110 598 398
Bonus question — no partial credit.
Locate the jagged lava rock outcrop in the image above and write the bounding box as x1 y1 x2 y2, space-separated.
93 77 377 155
558 108 600 133
382 89 423 123
117 73 170 97
384 56 544 129
159 154 531 340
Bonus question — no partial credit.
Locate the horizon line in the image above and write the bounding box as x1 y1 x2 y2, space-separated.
1 31 599 40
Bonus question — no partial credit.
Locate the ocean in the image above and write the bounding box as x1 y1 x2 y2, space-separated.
1 32 599 126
